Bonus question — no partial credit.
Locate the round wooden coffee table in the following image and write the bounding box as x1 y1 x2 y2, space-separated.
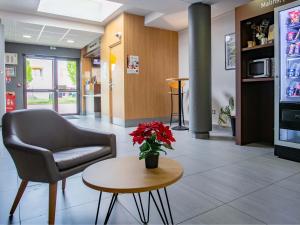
82 156 183 225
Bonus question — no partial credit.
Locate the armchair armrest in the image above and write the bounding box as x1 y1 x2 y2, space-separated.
4 135 61 183
71 127 116 157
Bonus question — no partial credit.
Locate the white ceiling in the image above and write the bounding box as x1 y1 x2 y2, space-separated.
0 0 107 49
140 0 250 31
0 0 250 49
3 19 101 49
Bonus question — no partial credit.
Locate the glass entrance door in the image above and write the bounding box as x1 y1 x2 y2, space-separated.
25 56 79 115
57 59 78 114
25 57 55 111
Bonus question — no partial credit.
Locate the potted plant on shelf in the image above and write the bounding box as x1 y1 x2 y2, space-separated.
218 97 236 136
130 121 176 169
251 19 270 45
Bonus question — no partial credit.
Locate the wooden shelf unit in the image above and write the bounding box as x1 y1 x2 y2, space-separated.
235 0 295 145
242 43 274 52
242 77 274 83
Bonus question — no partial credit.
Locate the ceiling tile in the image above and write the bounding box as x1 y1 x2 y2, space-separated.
43 25 68 34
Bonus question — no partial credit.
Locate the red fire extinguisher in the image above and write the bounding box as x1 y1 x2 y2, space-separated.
6 92 16 112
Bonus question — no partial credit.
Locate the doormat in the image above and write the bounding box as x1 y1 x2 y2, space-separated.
64 115 80 120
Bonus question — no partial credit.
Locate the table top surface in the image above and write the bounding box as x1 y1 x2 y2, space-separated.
82 156 183 193
166 77 189 81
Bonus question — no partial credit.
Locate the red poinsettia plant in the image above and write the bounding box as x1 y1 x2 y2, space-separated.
130 121 176 160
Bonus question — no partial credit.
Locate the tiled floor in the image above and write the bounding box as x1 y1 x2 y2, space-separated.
1 116 300 224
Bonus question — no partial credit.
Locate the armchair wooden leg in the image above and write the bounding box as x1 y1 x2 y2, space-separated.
62 179 66 192
10 180 28 215
49 183 57 225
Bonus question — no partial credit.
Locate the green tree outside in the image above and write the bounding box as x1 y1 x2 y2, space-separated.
26 60 33 85
67 61 77 85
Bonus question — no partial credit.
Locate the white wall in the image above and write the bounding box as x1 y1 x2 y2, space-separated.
211 10 236 125
0 24 5 126
178 10 236 126
178 29 189 121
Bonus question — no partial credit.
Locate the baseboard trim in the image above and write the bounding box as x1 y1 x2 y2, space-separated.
125 117 172 127
212 124 231 130
99 115 186 127
107 117 174 127
112 117 126 127
94 112 101 117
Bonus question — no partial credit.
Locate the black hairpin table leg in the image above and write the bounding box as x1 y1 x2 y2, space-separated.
94 188 173 225
150 188 174 225
164 188 174 225
94 193 118 225
132 192 151 224
95 191 102 225
104 194 118 225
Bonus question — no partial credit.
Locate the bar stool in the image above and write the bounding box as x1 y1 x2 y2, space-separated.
168 81 185 126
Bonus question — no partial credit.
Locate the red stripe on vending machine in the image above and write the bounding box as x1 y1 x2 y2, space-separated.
6 91 16 112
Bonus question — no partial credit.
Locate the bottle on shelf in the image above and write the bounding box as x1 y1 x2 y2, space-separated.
295 63 300 77
288 62 297 77
286 80 300 97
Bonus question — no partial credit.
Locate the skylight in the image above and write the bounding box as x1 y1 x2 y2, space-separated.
38 0 122 23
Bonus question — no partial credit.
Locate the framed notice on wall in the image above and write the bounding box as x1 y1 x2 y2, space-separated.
127 55 139 74
5 65 16 77
225 33 236 70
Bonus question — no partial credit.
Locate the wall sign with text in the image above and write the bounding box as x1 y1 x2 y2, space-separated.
260 0 286 8
5 53 18 65
127 55 139 74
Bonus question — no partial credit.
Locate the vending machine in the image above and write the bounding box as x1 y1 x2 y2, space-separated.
275 0 300 161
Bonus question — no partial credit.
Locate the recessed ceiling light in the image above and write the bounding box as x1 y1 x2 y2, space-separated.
67 39 75 43
23 35 32 39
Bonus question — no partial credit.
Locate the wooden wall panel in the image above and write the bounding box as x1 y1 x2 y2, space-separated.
80 47 92 114
123 13 179 120
100 14 125 120
100 13 178 124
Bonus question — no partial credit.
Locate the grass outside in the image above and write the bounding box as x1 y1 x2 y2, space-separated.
28 96 76 105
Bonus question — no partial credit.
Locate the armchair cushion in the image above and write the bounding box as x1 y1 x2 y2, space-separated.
53 146 111 171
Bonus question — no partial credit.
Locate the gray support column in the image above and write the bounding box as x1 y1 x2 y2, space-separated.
189 3 212 139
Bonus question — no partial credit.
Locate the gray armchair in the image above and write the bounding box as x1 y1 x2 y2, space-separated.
2 109 116 224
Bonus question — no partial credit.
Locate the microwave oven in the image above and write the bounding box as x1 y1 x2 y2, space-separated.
248 58 272 78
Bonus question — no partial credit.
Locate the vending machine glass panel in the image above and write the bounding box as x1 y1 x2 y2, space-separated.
279 5 300 144
280 6 300 102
